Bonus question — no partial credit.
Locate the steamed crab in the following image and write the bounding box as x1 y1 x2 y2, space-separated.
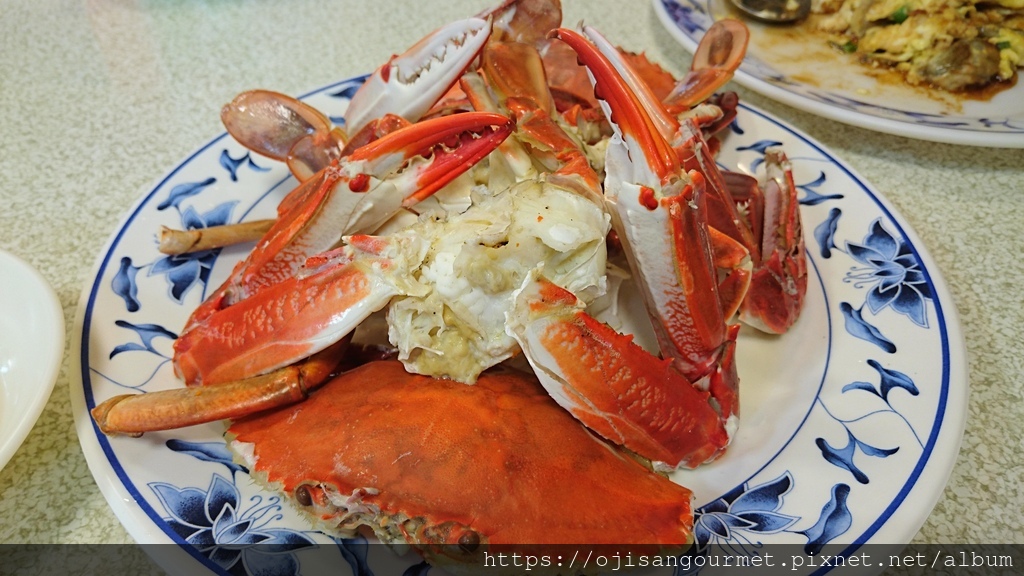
91 0 806 567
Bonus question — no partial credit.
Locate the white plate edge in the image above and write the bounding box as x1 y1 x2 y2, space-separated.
0 249 64 472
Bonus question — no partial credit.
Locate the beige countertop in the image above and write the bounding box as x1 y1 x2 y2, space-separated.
1 0 1022 572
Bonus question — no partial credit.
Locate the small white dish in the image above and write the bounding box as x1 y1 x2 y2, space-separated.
654 0 1024 147
0 249 64 471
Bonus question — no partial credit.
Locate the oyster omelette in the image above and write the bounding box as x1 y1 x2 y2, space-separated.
810 0 1024 91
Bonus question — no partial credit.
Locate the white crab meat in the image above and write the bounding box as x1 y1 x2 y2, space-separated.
386 178 611 383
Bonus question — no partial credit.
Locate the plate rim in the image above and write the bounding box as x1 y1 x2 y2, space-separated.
68 77 969 572
68 129 237 549
712 103 970 548
652 0 1024 148
0 249 64 472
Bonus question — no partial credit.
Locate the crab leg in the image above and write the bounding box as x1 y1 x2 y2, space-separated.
461 37 606 202
736 148 807 334
220 90 346 183
572 20 746 135
677 118 806 333
157 219 276 255
664 19 749 110
174 236 429 387
92 341 349 436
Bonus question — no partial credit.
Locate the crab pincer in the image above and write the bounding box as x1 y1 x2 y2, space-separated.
219 17 493 184
344 18 493 136
570 23 806 334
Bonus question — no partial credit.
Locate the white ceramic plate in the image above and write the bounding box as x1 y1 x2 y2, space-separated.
654 0 1024 148
71 75 967 575
0 249 64 472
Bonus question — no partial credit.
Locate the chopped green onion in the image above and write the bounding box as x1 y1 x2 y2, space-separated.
890 5 909 23
829 39 859 54
996 41 1012 50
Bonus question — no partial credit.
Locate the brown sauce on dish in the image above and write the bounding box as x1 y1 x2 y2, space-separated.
718 0 1018 111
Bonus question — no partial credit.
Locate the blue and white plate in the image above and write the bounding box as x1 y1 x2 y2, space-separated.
654 0 1024 148
70 75 968 576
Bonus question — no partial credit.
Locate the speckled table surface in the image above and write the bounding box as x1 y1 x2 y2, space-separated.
1 0 1021 572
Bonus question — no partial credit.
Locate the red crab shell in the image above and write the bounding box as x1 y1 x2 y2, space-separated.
228 360 694 570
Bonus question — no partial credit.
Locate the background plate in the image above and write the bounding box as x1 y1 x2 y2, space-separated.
654 0 1024 148
71 76 968 575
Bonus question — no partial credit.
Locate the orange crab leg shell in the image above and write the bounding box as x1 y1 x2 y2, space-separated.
739 149 808 334
92 341 348 436
174 248 399 386
482 41 555 115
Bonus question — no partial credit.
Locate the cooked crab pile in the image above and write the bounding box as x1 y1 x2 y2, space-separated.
91 0 807 570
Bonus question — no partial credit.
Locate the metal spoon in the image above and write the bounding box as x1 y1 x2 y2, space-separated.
729 0 811 23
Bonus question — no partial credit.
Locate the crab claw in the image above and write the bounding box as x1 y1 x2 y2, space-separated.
347 110 514 206
176 112 514 382
555 30 681 188
507 274 732 470
343 17 492 135
558 26 742 374
545 28 740 467
553 30 729 369
174 236 428 387
576 25 681 145
573 19 747 142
